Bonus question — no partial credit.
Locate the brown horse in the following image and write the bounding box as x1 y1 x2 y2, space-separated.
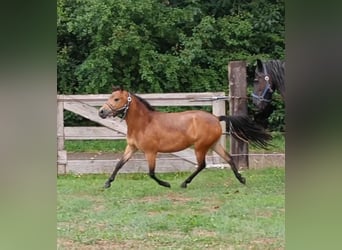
99 87 272 189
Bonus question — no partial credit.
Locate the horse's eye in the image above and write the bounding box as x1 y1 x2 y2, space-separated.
114 98 119 102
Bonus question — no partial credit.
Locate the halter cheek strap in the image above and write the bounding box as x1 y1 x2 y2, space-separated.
119 93 132 121
251 76 273 103
252 65 273 103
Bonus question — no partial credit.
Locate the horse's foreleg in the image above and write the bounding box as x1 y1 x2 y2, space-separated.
145 152 171 188
104 145 136 189
181 149 207 188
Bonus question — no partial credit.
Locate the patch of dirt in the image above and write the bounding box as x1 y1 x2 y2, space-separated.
57 238 168 250
167 193 193 203
191 229 217 237
93 204 105 212
146 231 187 239
248 237 284 250
254 209 274 218
138 193 193 204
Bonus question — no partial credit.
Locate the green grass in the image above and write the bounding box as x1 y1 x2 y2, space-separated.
57 167 285 249
65 132 284 153
250 131 285 153
65 139 126 153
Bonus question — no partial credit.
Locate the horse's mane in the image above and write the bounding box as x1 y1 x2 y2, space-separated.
112 86 155 111
263 60 285 95
132 93 155 111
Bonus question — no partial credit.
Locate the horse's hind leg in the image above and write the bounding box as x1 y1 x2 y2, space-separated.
180 148 207 188
212 143 246 184
145 152 171 188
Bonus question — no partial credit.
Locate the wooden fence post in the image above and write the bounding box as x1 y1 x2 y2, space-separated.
212 99 226 163
228 61 249 169
57 100 67 174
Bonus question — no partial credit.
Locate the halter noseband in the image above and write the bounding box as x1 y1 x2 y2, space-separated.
106 93 132 121
252 66 273 103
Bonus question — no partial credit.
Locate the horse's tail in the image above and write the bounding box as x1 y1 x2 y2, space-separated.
218 115 273 149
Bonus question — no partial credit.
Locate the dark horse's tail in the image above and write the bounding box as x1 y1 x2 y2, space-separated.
218 115 272 149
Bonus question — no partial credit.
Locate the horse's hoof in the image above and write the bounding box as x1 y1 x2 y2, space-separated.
240 177 246 185
180 182 187 188
104 182 111 189
162 182 171 188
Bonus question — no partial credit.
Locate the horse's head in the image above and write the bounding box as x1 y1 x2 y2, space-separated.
252 59 274 111
98 86 132 119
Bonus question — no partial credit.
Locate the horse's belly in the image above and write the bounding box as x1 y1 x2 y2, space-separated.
157 139 192 153
145 132 194 153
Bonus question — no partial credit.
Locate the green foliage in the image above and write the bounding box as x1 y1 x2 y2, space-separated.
57 0 285 130
267 93 285 131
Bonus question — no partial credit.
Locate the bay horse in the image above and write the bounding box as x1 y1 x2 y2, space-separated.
252 59 285 112
99 87 272 189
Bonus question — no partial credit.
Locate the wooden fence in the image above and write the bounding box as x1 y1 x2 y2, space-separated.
57 92 228 174
57 61 284 174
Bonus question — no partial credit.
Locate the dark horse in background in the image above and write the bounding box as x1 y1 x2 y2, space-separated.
99 87 272 189
252 59 285 128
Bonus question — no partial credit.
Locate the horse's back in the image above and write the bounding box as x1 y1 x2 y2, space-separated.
155 110 220 130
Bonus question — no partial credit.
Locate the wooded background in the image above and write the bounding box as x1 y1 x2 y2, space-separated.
57 0 285 131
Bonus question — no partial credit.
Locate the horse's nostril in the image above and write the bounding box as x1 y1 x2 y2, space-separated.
99 109 106 118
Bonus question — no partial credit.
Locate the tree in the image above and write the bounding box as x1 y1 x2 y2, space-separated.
57 0 285 130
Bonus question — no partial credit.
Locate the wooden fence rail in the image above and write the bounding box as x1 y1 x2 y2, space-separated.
57 92 227 174
57 61 285 175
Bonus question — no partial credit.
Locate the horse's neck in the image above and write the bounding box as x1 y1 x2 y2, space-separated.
274 83 285 100
269 61 285 99
125 98 153 127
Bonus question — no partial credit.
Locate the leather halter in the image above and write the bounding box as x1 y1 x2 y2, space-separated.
252 66 273 103
105 93 132 121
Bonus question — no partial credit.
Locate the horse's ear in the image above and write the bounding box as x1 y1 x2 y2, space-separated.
112 85 124 92
256 59 264 73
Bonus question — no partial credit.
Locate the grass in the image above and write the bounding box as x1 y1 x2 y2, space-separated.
65 139 126 153
65 132 284 153
250 131 285 153
57 167 285 249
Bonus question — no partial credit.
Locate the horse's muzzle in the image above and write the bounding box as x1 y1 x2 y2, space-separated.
252 98 265 111
98 108 111 119
252 97 259 106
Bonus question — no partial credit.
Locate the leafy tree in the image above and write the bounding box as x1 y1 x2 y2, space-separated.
57 0 285 130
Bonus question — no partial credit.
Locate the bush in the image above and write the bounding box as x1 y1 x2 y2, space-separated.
58 0 285 131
